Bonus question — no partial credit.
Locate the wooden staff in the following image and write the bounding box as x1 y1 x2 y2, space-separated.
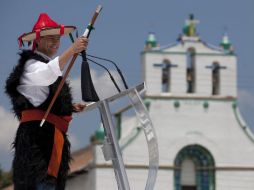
40 5 103 127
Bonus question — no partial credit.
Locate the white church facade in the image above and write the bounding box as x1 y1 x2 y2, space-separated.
66 15 254 190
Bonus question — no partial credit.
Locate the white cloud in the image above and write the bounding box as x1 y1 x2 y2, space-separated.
69 68 125 102
0 106 18 152
68 133 81 151
69 77 82 102
0 106 18 170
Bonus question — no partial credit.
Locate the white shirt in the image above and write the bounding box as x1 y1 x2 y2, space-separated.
17 51 62 107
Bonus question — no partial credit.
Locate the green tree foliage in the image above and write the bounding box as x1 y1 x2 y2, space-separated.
0 165 12 189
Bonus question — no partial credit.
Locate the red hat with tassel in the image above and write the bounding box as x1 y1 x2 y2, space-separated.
18 13 76 48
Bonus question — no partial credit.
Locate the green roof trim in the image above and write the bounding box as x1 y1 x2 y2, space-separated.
144 99 151 110
220 33 234 53
174 100 180 108
95 126 105 142
145 33 158 48
220 42 232 50
203 101 209 109
146 41 157 47
232 100 237 109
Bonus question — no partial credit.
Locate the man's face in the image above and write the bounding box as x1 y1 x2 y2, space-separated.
37 35 61 58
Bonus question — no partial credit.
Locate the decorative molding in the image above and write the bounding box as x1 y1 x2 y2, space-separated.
141 50 235 57
232 101 254 143
95 164 254 171
145 95 236 101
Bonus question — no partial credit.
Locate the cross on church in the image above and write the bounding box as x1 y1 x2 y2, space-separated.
205 64 227 70
153 61 178 92
206 63 227 95
153 62 178 68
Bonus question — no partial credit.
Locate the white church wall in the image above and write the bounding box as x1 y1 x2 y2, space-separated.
147 99 254 166
66 169 96 190
195 55 214 95
216 171 254 190
95 168 118 190
141 53 162 95
95 168 176 190
127 169 176 190
219 56 237 97
109 98 254 168
166 54 186 95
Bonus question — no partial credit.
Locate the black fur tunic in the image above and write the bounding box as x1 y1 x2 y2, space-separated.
5 50 74 190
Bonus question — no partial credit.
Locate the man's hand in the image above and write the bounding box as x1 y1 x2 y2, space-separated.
73 103 86 112
71 37 89 54
59 37 89 70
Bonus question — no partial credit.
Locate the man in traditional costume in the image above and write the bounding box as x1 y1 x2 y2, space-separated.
5 13 88 190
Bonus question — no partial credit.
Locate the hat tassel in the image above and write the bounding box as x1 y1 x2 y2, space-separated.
18 33 25 48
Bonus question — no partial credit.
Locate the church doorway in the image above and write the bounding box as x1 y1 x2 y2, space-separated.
182 186 196 190
174 145 215 190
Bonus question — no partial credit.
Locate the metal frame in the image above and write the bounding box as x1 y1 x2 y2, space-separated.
83 83 159 190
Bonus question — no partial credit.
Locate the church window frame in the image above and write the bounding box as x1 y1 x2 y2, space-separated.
212 61 220 95
186 48 196 93
161 59 171 93
174 145 215 190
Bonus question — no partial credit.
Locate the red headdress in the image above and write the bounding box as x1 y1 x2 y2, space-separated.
18 13 76 49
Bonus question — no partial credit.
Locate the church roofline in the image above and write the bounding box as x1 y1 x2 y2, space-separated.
141 49 235 56
144 95 236 101
141 38 236 55
204 41 235 55
233 103 254 144
157 42 179 50
68 145 94 177
142 35 236 56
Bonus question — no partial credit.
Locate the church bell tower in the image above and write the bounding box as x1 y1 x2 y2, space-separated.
142 14 237 99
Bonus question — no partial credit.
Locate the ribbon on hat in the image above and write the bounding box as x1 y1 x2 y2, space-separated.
30 29 41 51
60 25 65 36
18 33 25 48
35 29 40 40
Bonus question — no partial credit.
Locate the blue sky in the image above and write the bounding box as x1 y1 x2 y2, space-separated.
0 0 254 170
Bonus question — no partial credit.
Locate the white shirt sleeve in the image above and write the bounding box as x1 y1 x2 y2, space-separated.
20 57 62 86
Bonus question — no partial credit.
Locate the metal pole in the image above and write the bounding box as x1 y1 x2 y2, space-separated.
99 100 131 190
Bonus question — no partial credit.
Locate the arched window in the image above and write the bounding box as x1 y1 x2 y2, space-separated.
162 59 171 92
174 145 215 190
181 159 196 188
186 48 196 93
212 62 220 95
